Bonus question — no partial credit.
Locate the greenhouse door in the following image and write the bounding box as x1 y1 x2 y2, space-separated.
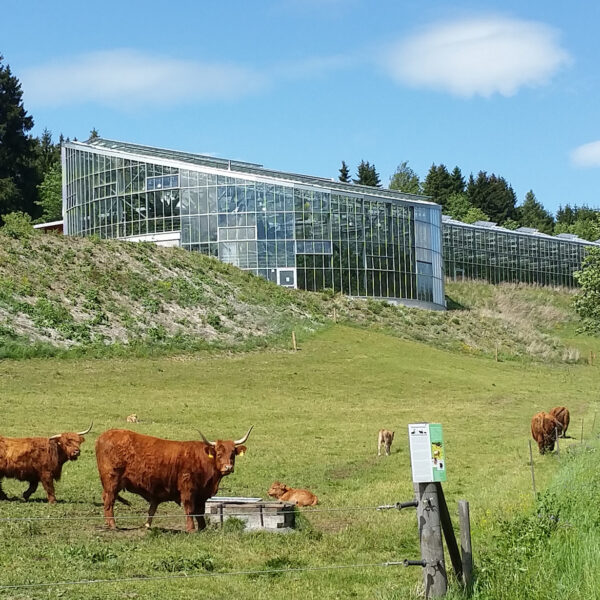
278 268 296 288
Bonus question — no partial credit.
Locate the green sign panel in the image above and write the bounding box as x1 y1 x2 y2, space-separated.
408 423 447 483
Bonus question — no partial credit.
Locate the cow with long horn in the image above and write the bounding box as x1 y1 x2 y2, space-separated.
95 426 253 532
0 423 93 503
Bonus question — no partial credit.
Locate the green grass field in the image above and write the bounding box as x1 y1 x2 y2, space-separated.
1 325 599 599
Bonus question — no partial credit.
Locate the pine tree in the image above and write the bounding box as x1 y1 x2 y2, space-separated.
466 171 517 224
338 161 351 183
389 161 421 194
556 204 576 227
449 166 465 194
517 190 554 234
0 55 39 220
354 160 381 187
422 164 453 209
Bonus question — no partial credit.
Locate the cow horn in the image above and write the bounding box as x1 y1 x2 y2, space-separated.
77 422 93 436
234 426 254 446
197 430 216 447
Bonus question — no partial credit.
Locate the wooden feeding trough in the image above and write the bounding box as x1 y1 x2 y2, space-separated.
205 497 296 531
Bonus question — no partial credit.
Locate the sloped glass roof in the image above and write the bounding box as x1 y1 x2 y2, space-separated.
72 138 436 207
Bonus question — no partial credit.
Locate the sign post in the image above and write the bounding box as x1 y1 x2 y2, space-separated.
409 423 448 598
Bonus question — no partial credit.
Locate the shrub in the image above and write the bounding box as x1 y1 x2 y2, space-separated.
1 212 34 239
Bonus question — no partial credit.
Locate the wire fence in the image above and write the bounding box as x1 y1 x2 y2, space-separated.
0 561 407 591
0 501 418 591
0 502 404 522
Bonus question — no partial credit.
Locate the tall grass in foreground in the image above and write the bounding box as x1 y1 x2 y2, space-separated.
451 441 600 600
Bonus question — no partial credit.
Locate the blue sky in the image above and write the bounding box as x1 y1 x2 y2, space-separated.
2 0 599 215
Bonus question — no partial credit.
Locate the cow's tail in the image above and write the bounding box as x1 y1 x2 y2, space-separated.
116 494 131 506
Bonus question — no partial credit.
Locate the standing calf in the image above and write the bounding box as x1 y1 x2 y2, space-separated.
549 406 570 438
377 429 394 456
0 423 92 503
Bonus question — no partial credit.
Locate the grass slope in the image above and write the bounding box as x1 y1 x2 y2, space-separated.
0 230 588 363
1 325 599 599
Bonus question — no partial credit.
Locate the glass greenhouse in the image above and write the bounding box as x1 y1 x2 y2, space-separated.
443 217 599 287
62 139 445 309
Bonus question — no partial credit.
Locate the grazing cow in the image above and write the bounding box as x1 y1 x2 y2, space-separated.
267 481 318 506
377 429 394 456
531 412 561 454
0 423 93 503
126 414 139 423
549 406 570 438
95 426 252 532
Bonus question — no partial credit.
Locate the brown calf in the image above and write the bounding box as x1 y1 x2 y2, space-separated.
549 406 570 438
377 429 394 456
267 481 318 506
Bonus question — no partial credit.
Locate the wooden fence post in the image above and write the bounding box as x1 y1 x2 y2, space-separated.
555 428 560 457
528 440 536 497
333 307 337 323
291 331 297 352
458 500 473 591
435 483 462 582
414 482 447 598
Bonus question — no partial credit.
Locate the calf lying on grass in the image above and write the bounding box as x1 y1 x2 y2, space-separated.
267 481 318 506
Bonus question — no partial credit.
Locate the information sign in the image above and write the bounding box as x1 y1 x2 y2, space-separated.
408 423 446 483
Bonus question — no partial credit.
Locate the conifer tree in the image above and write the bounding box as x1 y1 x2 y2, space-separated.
466 171 517 224
0 55 39 220
338 160 351 183
354 160 381 187
422 164 453 209
449 166 465 195
517 190 554 234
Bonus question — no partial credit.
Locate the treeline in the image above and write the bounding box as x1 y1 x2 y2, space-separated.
341 160 600 241
2 53 599 241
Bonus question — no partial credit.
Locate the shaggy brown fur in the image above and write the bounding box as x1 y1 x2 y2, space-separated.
95 428 251 532
0 431 88 503
267 481 318 506
531 411 562 454
549 406 570 438
377 429 394 456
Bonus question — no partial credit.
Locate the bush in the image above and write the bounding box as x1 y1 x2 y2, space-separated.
1 212 34 239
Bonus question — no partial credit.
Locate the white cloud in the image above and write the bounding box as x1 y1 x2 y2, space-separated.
381 16 571 97
571 141 600 168
21 49 266 108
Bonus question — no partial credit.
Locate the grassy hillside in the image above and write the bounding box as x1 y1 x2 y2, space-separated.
1 325 599 599
0 230 588 362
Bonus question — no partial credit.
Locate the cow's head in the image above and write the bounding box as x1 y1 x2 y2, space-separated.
49 423 93 461
267 481 289 499
198 426 252 476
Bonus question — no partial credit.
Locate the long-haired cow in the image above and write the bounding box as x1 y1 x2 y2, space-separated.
0 423 93 503
549 406 570 438
95 426 252 532
531 412 561 454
